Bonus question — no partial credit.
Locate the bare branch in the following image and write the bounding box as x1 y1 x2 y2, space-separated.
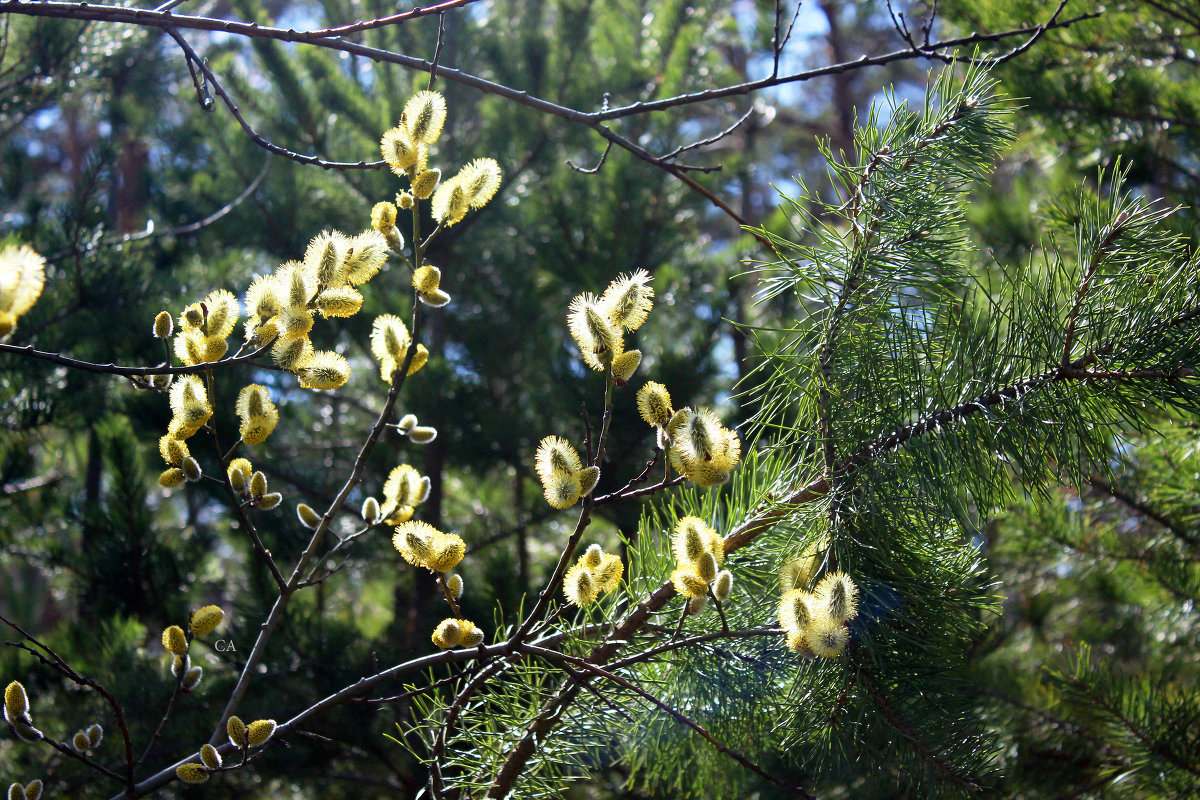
0 338 274 377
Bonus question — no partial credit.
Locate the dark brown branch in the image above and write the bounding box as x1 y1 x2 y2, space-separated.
426 11 447 91
0 0 1098 223
566 140 612 174
0 339 274 377
306 0 478 38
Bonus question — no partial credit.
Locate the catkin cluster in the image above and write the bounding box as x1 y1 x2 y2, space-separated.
563 544 624 606
670 516 734 614
637 382 741 487
566 270 653 380
175 716 276 784
378 91 501 233
0 243 45 339
159 605 225 692
535 437 600 510
778 571 859 658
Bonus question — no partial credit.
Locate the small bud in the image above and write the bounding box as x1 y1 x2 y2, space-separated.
412 168 441 199
161 625 188 656
200 743 222 769
150 373 172 390
4 681 29 723
409 425 438 444
417 476 432 505
397 191 414 210
249 471 267 497
171 654 189 678
86 722 103 748
181 304 204 330
190 605 224 637
575 466 600 497
227 715 248 748
175 763 209 784
412 265 441 294
153 311 173 338
246 719 276 747
397 414 418 432
446 573 463 600
418 288 451 308
8 784 22 800
227 459 251 493
697 551 718 584
583 544 603 569
72 730 91 752
11 720 42 743
610 349 642 384
714 570 733 602
686 595 708 615
157 467 185 488
256 492 283 510
180 456 202 483
181 666 203 692
361 496 381 524
22 780 43 800
296 502 322 529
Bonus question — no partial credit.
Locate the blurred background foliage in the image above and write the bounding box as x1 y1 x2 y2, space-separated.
1 0 1198 797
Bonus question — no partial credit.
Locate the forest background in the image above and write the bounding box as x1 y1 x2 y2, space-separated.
1 0 1199 798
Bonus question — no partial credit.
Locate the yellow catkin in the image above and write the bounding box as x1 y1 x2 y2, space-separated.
175 763 209 784
161 625 188 655
246 719 276 747
227 715 248 747
190 605 224 637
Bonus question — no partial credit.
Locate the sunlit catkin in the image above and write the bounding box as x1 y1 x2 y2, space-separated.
816 572 859 623
412 168 441 200
535 436 582 482
567 293 622 371
404 90 447 145
361 496 380 524
0 243 44 338
670 567 709 599
431 618 463 649
599 269 654 332
714 570 734 602
296 503 321 529
564 563 599 606
297 351 350 390
610 350 642 383
153 310 173 338
456 158 502 209
315 285 364 318
345 230 389 286
304 230 349 288
431 179 469 227
381 125 419 174
637 382 674 427
236 384 278 445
